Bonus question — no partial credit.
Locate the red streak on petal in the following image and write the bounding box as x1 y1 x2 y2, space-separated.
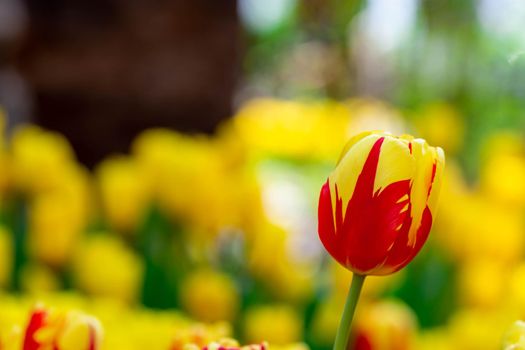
88 324 97 350
353 333 373 350
381 206 432 274
427 162 437 197
318 137 413 274
23 309 47 350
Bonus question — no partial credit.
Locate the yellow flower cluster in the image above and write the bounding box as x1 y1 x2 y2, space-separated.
0 98 522 349
0 295 307 350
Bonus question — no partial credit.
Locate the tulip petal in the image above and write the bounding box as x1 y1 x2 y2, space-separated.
23 308 47 350
319 137 412 274
329 134 382 218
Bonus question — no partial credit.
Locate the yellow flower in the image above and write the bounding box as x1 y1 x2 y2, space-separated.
458 259 507 309
247 223 313 302
507 264 525 319
73 235 144 303
23 305 103 350
436 192 524 263
448 309 511 350
413 103 464 155
28 166 91 267
20 264 61 295
481 153 525 208
352 300 418 350
244 305 302 345
231 98 352 161
132 129 238 235
503 320 525 350
180 269 239 323
96 156 150 233
10 125 75 193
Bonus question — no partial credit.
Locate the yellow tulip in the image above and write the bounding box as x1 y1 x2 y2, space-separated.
244 305 302 345
10 125 75 194
73 235 144 303
96 156 150 233
28 166 91 267
23 305 102 350
180 269 239 323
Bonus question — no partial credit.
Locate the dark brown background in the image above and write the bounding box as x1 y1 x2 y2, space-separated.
15 0 240 167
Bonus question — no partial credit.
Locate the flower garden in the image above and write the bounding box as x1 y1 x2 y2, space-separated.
0 97 524 349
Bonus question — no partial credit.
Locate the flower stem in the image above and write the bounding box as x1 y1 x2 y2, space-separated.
333 273 366 350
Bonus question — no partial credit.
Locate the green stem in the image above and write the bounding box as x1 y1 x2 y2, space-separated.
333 274 366 350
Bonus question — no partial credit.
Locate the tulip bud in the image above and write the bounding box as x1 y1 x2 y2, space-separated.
23 305 102 350
318 131 444 275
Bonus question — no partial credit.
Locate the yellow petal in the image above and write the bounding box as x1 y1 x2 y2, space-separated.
407 140 443 246
336 131 376 165
329 133 382 216
427 146 445 216
374 136 414 194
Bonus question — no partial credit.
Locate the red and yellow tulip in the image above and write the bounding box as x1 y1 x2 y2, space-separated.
22 305 102 350
318 131 444 276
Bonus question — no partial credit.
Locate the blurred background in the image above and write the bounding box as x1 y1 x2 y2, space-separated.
0 0 524 349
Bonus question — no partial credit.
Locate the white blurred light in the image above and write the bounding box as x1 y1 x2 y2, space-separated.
478 0 525 44
356 0 419 52
238 0 297 34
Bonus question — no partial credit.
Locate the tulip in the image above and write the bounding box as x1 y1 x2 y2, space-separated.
317 131 444 350
23 305 102 350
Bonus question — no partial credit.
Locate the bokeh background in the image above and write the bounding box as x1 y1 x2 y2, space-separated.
0 1 524 349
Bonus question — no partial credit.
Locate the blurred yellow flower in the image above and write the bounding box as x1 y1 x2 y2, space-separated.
96 156 151 233
244 305 302 345
248 223 313 302
180 268 239 323
11 125 75 194
20 264 61 295
232 98 351 161
23 305 103 350
436 192 524 263
458 259 508 309
507 264 525 320
481 153 525 207
448 309 511 350
414 103 464 155
28 165 91 267
73 235 144 303
352 300 418 350
132 129 238 235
